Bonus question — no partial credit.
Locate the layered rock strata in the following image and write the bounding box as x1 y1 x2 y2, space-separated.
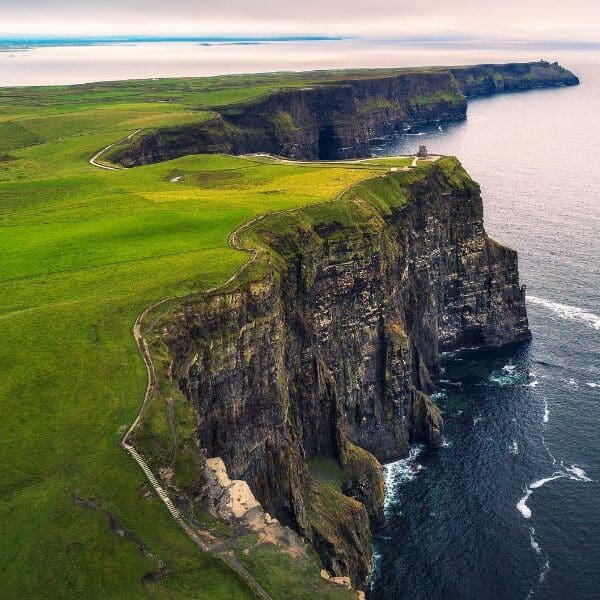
144 158 530 589
112 61 578 166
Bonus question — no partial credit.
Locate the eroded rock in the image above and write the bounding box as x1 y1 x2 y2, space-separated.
152 158 530 588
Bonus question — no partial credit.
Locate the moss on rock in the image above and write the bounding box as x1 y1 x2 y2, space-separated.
307 480 371 590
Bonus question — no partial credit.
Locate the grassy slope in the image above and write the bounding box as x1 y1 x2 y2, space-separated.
0 75 413 599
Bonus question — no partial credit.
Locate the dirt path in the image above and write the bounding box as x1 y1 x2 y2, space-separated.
89 129 141 170
122 212 272 599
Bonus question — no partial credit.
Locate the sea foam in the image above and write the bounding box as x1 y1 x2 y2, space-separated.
529 474 563 489
529 527 542 554
565 465 592 482
383 445 425 512
527 295 600 331
517 466 593 518
517 489 533 518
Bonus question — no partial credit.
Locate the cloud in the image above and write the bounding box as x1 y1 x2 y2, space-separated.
1 0 599 41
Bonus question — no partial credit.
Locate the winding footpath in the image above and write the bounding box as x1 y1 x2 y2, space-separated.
122 212 273 600
89 134 419 598
89 129 141 170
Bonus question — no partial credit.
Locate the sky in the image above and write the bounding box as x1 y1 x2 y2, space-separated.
1 1 599 43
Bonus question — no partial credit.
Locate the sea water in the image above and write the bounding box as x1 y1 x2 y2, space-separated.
370 57 600 600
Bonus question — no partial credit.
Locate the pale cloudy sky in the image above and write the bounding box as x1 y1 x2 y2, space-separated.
1 0 599 42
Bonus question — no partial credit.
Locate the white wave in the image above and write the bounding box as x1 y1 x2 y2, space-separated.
473 414 482 425
527 295 600 331
517 489 533 518
517 466 594 519
441 345 481 357
565 465 592 482
503 364 517 373
383 445 424 510
439 379 463 386
567 378 578 386
490 375 520 386
524 380 540 388
527 560 551 600
441 437 452 448
586 382 599 388
510 440 519 455
542 438 557 466
529 527 542 555
430 392 447 400
539 559 550 584
543 399 550 424
529 474 563 489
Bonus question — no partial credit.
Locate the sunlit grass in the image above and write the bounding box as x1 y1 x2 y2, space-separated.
0 75 412 598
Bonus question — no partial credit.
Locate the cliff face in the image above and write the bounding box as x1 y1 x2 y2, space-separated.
114 70 464 165
222 71 464 160
111 61 578 167
150 159 530 589
449 60 580 97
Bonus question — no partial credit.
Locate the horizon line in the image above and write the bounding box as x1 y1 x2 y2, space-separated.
0 34 599 49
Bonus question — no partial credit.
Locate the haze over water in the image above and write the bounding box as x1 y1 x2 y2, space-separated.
4 40 597 600
0 39 597 86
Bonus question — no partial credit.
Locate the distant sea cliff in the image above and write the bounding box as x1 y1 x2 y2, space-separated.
109 61 579 165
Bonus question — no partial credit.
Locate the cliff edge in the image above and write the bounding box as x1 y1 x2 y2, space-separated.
131 157 530 591
108 60 578 166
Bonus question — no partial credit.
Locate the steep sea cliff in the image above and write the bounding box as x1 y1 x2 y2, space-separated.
134 158 530 590
111 61 578 166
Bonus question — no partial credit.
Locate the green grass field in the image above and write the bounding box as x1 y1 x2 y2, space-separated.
0 75 413 599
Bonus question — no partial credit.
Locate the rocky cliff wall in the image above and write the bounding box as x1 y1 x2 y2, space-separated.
143 158 530 589
111 61 578 167
449 60 580 97
222 70 465 160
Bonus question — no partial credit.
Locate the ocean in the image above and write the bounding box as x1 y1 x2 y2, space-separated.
371 57 600 599
2 39 597 600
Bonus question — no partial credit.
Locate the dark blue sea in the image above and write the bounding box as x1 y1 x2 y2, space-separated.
371 58 600 599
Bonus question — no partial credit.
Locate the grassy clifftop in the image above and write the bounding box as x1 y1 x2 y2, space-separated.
0 62 552 597
0 76 418 598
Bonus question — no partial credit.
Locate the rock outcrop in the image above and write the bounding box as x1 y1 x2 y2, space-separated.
449 60 580 97
142 158 530 589
111 61 578 167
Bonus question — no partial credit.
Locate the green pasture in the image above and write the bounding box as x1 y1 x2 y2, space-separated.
0 75 411 598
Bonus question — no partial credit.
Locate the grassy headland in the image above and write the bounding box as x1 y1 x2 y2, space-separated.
0 73 413 599
0 60 575 597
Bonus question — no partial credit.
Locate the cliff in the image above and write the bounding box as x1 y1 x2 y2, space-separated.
109 61 578 166
449 60 580 97
134 158 530 591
